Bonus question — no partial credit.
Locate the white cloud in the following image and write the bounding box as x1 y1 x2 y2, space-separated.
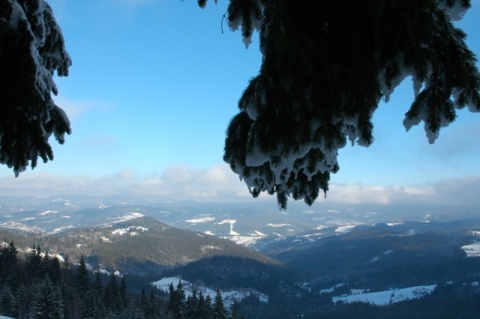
162 166 196 183
115 168 135 181
0 165 479 208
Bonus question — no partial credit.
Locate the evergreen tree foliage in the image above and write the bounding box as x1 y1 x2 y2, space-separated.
167 281 186 319
120 275 129 308
0 285 15 318
185 290 198 319
75 256 89 299
26 244 43 279
0 241 19 288
205 295 214 319
104 273 119 309
213 288 227 319
196 292 210 319
163 282 235 319
29 276 65 319
230 300 239 319
0 0 71 175
46 255 62 284
1 243 183 319
200 0 480 208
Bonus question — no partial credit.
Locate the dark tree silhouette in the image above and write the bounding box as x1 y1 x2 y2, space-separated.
0 0 71 176
202 0 480 208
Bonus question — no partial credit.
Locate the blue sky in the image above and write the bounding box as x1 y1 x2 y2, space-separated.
1 0 479 207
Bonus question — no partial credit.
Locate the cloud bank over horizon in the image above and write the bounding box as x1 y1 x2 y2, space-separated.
1 164 478 209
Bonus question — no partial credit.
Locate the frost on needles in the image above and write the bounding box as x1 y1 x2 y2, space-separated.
0 0 71 176
206 0 480 208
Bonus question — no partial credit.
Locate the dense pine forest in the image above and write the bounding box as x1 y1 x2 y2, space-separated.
0 242 240 319
3 239 480 318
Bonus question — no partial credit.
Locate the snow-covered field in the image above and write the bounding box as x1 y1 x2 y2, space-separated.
332 285 437 306
462 243 480 257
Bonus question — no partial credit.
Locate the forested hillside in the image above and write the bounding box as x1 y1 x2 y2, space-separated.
1 216 279 276
0 242 241 319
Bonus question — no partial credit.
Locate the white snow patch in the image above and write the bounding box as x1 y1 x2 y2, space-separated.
218 219 237 225
185 216 216 224
112 226 148 236
229 230 267 246
49 225 75 234
462 243 480 257
0 221 43 233
118 212 144 221
38 210 59 216
254 230 267 236
201 245 223 253
100 236 110 243
333 285 436 306
386 222 403 226
53 254 65 263
204 230 215 236
112 228 129 236
334 225 356 233
218 219 239 236
266 223 291 228
320 283 348 294
96 268 111 276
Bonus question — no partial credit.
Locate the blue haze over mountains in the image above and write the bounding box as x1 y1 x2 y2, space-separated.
0 195 478 239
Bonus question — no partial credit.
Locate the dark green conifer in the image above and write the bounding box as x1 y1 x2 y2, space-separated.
104 273 119 309
167 281 186 319
204 0 480 208
185 290 198 319
75 256 89 299
0 241 19 287
26 244 43 279
120 275 129 308
29 276 65 319
230 300 239 319
0 0 71 175
213 289 227 319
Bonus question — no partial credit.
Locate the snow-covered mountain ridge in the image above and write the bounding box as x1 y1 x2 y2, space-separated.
2 195 479 246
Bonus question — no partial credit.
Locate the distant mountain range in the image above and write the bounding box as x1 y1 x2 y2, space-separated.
1 194 479 245
1 195 480 283
2 195 480 318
